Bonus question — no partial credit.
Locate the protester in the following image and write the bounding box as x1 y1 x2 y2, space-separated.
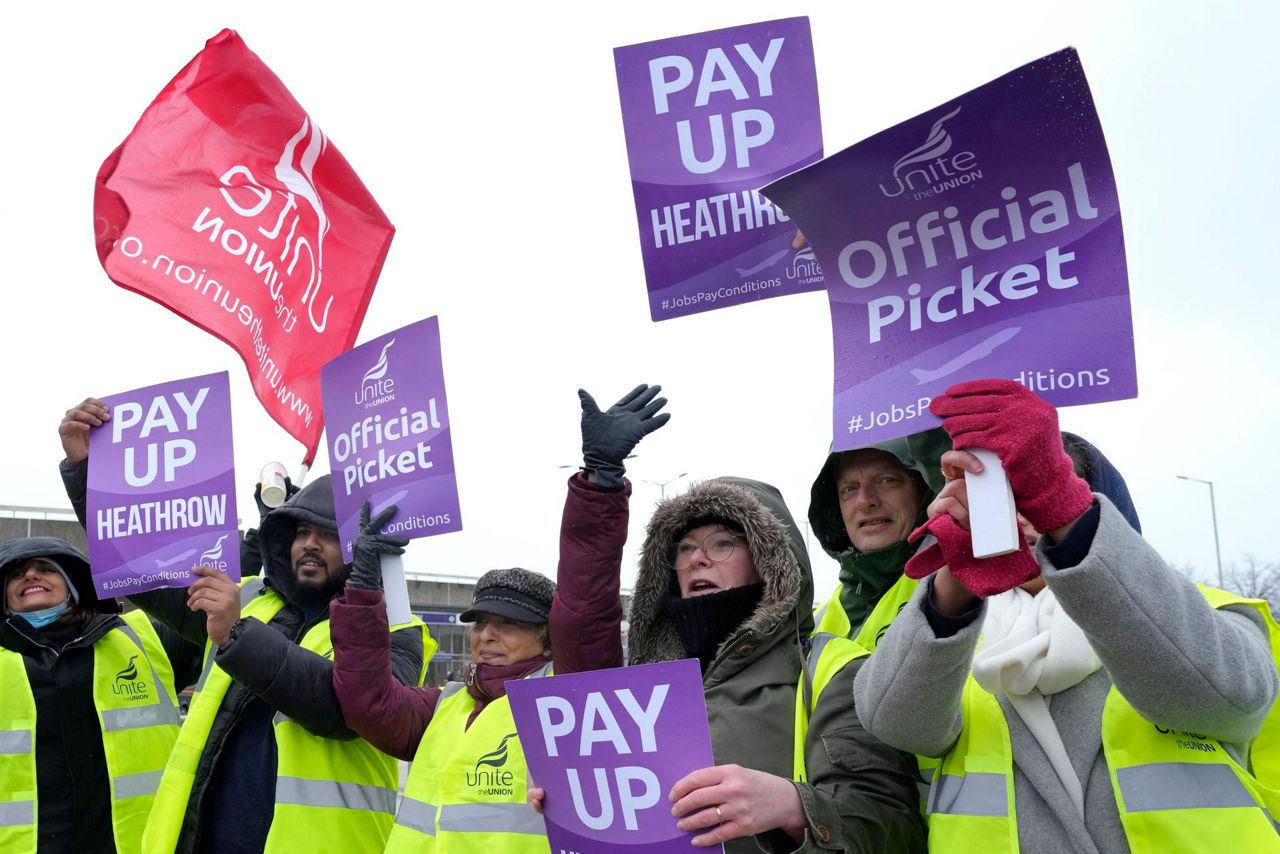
807 429 950 650
854 379 1280 851
0 537 198 854
331 523 578 851
58 398 428 853
536 384 926 852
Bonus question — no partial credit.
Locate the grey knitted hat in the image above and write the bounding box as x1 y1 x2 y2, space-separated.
459 568 556 625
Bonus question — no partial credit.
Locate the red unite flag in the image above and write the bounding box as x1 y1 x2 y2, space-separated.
94 29 394 463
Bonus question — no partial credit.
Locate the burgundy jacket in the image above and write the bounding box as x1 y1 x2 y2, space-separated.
330 473 628 760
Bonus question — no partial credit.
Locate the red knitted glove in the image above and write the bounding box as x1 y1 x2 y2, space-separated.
929 379 1093 533
904 514 1040 598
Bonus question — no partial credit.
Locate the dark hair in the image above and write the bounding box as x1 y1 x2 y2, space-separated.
57 600 97 629
1063 434 1094 481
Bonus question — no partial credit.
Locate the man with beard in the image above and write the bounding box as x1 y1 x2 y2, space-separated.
58 398 428 853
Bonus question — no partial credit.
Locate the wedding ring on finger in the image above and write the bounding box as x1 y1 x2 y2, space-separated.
715 806 724 825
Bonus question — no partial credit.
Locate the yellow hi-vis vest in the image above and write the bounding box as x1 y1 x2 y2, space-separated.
0 610 180 854
143 578 433 853
793 632 871 781
812 575 918 653
812 577 936 804
924 586 1280 852
387 634 866 852
387 662 554 853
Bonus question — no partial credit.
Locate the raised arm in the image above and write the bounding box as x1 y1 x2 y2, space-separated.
551 384 669 674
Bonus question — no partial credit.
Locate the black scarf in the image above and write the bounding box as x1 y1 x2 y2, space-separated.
662 582 766 671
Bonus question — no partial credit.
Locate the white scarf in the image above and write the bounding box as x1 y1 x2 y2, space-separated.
972 586 1102 817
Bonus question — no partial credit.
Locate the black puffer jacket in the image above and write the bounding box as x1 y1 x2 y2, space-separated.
0 537 200 854
60 464 426 852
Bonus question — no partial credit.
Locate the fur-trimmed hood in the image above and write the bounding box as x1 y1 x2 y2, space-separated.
630 477 812 666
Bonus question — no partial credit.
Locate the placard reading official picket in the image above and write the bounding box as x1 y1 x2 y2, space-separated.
763 48 1136 449
508 660 721 853
615 17 824 322
321 316 462 562
88 372 240 595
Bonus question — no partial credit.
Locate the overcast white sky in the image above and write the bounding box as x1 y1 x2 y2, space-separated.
2 0 1276 594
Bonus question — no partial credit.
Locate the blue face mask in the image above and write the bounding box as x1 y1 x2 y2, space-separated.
15 600 70 629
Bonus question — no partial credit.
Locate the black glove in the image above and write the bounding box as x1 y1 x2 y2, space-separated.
347 502 409 590
253 477 299 521
579 384 671 488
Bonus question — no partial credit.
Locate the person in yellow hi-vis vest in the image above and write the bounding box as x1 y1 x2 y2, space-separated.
856 379 1280 853
331 558 570 852
533 384 927 853
806 429 952 653
58 398 430 854
1 538 194 854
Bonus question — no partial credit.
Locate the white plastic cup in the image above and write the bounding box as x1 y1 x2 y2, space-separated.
259 462 290 509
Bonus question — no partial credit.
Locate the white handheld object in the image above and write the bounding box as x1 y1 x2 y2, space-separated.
259 462 290 508
380 552 412 625
963 449 1021 558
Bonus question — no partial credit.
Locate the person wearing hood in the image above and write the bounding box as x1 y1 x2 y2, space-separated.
854 379 1280 852
808 428 951 652
0 537 199 853
57 398 429 853
537 385 927 853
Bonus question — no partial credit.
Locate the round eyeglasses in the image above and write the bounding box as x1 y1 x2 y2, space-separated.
669 532 747 571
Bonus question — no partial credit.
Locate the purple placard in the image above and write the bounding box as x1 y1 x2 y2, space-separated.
320 316 462 561
508 660 722 853
615 17 824 322
763 48 1136 450
87 371 240 596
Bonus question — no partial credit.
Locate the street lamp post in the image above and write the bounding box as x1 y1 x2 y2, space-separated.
1177 475 1223 588
641 473 688 500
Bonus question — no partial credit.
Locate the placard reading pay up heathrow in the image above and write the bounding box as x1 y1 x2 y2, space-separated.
87 371 240 595
764 48 1136 450
508 660 721 853
321 316 461 562
615 17 824 321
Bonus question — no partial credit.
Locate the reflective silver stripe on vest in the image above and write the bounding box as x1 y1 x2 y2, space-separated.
0 730 32 754
927 772 1008 817
240 576 266 606
441 681 467 701
530 662 554 678
114 769 163 799
802 631 840 714
806 632 837 684
275 776 397 815
102 703 178 732
813 600 831 626
273 711 293 725
1116 762 1257 812
438 801 546 835
0 800 34 827
394 796 438 836
113 621 180 726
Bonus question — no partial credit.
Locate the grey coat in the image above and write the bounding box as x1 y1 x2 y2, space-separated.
854 496 1278 853
630 477 926 853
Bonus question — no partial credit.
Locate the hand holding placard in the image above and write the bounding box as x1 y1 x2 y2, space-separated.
509 660 723 853
60 398 111 463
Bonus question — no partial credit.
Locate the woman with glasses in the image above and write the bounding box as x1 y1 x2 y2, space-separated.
538 384 927 853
